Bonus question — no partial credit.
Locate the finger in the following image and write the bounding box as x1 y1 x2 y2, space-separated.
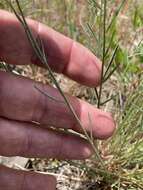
0 117 92 159
0 165 56 190
0 71 115 139
0 10 101 87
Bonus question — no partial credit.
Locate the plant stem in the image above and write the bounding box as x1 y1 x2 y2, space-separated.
7 0 105 168
97 0 107 108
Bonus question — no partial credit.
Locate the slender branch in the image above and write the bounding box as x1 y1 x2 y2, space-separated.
103 64 119 83
34 85 65 104
97 0 107 108
100 96 115 106
7 0 105 168
103 45 119 79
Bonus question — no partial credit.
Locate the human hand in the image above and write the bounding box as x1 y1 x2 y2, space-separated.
0 10 115 190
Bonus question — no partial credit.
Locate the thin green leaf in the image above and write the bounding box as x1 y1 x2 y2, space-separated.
107 0 126 32
103 64 119 83
104 45 119 79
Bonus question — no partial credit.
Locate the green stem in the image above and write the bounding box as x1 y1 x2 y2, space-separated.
97 0 107 108
7 0 105 168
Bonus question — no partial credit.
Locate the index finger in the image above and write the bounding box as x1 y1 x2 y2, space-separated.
0 10 101 87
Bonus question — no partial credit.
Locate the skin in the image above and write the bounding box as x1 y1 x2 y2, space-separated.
0 10 116 190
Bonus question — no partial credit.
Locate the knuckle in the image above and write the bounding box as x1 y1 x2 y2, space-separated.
21 127 33 156
32 83 48 124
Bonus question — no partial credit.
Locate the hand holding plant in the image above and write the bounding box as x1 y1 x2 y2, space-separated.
0 9 115 190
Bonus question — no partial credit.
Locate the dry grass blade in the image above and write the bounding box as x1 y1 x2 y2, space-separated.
34 85 65 104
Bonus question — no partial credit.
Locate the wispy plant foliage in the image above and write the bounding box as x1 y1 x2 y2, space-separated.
5 0 106 168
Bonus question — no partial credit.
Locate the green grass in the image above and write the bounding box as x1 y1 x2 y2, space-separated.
1 0 143 189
